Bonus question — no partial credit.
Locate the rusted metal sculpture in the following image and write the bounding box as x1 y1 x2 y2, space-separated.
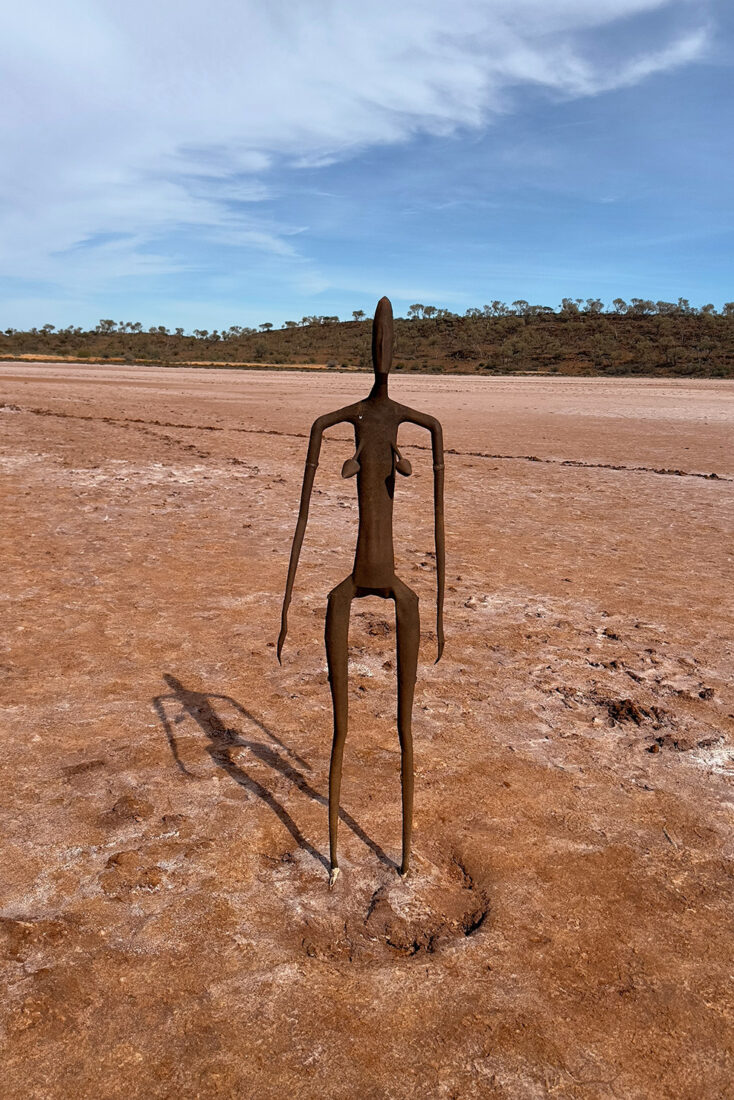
278 297 445 886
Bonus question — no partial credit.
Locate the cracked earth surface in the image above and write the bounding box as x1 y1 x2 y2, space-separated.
1 366 733 1098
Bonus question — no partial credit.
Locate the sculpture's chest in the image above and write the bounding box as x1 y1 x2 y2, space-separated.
341 411 411 482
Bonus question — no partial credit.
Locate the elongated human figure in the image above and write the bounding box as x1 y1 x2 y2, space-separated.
278 297 445 886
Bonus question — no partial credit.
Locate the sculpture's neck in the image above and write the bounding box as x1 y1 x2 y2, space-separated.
369 374 389 400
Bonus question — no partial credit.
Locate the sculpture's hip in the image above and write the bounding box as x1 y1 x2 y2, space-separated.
353 518 395 588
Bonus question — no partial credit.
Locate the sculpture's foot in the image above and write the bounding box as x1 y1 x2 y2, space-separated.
398 865 410 880
329 866 340 889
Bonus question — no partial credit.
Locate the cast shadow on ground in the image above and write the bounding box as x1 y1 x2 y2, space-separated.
153 673 396 873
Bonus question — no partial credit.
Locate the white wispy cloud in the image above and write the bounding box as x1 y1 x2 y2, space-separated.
0 0 709 291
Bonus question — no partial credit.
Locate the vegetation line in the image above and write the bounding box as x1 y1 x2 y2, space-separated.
2 296 733 376
6 403 731 483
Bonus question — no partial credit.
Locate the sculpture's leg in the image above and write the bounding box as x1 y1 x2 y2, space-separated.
325 574 357 886
392 577 420 877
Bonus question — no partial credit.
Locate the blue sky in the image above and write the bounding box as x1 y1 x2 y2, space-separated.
1 0 731 329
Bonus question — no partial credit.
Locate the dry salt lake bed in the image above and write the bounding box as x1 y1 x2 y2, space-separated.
1 364 733 1098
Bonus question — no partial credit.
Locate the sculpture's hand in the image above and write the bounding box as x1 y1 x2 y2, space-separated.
435 622 445 664
277 610 288 664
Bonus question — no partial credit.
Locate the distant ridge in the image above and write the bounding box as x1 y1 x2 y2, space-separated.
2 301 733 377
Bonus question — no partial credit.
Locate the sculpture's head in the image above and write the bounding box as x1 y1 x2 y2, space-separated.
372 296 393 377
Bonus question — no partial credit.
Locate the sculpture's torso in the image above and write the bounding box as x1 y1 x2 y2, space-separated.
349 397 404 588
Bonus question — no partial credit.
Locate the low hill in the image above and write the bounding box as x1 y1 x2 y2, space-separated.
2 300 733 376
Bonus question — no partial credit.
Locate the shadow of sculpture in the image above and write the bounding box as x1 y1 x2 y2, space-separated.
153 674 395 873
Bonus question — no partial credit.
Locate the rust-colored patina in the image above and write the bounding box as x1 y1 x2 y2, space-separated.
278 297 445 885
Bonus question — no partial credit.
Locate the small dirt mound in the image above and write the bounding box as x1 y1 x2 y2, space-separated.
292 854 490 964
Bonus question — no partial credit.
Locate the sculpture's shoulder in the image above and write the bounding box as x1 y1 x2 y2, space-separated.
312 401 361 431
395 401 441 430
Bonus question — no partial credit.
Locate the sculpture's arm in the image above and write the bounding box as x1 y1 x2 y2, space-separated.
401 408 445 662
277 408 351 662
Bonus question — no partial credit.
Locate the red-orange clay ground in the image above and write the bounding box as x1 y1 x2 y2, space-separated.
1 365 733 1099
